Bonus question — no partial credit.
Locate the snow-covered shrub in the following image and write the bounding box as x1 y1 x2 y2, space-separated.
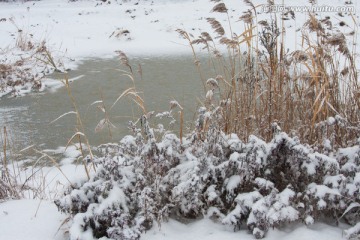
345 222 360 240
217 130 359 238
56 108 360 239
55 115 181 239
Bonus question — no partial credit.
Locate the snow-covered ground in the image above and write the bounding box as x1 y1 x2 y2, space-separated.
1 0 229 61
1 0 358 65
0 201 348 240
1 0 359 239
1 0 359 96
143 219 346 240
0 200 66 240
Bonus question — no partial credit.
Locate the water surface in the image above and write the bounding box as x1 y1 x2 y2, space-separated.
1 55 214 151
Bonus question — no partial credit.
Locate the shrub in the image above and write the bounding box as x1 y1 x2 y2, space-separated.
55 109 360 239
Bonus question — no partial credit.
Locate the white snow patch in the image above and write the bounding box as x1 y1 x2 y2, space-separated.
143 219 346 240
0 200 68 240
226 175 242 192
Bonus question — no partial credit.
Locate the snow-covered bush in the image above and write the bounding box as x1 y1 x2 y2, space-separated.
55 116 181 239
55 108 360 239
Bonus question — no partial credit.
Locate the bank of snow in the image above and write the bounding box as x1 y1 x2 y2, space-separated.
1 0 358 60
0 0 359 96
143 219 346 240
0 200 67 240
0 0 225 61
0 203 347 240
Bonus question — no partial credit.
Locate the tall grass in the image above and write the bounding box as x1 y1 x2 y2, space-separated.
0 127 21 200
179 0 359 148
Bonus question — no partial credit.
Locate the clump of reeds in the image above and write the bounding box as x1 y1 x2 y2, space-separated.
179 0 359 148
0 127 21 201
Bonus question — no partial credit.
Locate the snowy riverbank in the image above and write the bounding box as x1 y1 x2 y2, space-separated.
1 0 358 97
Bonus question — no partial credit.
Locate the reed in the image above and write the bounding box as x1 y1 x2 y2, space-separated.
180 0 359 148
0 127 21 200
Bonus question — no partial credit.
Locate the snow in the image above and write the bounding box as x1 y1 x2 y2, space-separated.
1 0 223 63
305 216 315 225
205 185 218 202
255 177 275 191
307 183 341 199
235 191 263 208
229 151 241 162
226 133 243 151
0 199 67 240
43 145 83 165
97 186 129 213
226 175 242 192
317 199 327 210
324 174 346 188
1 0 357 66
278 188 296 206
355 172 360 186
327 117 336 125
41 74 85 93
143 218 346 240
344 222 360 239
0 199 348 240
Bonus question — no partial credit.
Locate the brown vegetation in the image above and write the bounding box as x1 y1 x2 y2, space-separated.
178 0 359 148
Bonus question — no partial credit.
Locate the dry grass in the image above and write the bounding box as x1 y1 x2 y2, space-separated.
0 126 68 201
0 127 21 201
0 20 63 97
49 77 100 180
181 0 359 148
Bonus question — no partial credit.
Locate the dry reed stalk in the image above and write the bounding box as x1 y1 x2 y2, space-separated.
180 110 184 144
182 0 360 146
0 127 21 200
32 148 75 189
2 127 8 175
62 77 96 176
176 29 206 91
